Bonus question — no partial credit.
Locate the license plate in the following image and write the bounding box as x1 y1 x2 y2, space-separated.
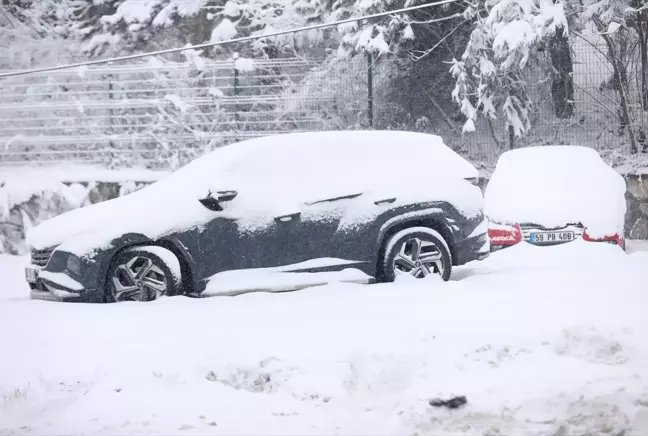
25 267 38 283
530 231 574 243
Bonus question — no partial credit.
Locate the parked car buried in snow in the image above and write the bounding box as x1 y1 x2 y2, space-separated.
25 131 490 302
484 146 627 251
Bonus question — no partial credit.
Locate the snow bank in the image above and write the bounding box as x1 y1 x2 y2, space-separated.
27 131 482 255
205 268 372 296
1 242 647 435
484 146 627 237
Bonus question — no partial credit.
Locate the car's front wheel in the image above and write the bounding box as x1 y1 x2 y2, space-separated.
106 246 181 302
381 227 452 282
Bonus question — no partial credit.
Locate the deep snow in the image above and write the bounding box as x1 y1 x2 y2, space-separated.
1 241 648 435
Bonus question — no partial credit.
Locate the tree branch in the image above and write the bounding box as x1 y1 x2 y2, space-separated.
0 4 15 29
410 18 470 62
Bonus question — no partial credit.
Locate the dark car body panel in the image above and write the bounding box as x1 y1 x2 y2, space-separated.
28 196 488 301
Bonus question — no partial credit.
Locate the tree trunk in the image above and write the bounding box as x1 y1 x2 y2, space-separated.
638 11 648 111
596 19 638 153
549 27 575 118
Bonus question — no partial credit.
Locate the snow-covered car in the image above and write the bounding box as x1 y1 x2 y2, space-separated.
485 145 627 251
24 130 489 302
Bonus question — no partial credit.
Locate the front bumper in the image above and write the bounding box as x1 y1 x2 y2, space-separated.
26 265 84 302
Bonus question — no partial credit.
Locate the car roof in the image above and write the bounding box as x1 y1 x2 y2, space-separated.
496 145 603 169
180 130 478 181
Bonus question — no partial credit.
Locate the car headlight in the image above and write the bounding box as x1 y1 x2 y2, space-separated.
66 255 82 276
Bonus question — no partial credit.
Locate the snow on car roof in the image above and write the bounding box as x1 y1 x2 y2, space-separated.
171 130 478 179
484 145 627 237
28 131 483 255
495 145 603 169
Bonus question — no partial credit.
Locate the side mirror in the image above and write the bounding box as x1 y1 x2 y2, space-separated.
198 190 238 212
216 190 238 202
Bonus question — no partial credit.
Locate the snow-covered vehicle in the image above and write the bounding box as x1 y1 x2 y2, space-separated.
485 146 627 251
24 131 489 302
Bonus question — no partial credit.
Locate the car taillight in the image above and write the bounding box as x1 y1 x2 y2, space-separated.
488 223 522 245
582 230 624 248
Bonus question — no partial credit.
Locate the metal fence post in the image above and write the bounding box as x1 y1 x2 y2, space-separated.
107 73 114 132
105 72 115 152
233 58 240 135
367 51 374 128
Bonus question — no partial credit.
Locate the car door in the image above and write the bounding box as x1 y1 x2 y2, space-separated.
232 191 363 271
294 192 364 267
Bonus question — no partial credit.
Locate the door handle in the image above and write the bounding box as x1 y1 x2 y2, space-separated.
374 197 397 206
274 212 301 223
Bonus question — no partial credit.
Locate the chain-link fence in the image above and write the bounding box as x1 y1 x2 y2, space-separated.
1 41 647 171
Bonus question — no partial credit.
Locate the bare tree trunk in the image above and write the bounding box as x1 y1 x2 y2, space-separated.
549 27 575 118
638 11 648 111
595 18 638 153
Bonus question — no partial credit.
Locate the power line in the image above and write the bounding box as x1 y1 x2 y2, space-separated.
0 0 458 79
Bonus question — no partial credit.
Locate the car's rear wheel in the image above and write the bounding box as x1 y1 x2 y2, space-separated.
381 227 452 282
106 246 180 302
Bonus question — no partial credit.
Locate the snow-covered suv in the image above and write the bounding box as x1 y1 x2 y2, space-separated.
25 131 490 302
485 146 627 251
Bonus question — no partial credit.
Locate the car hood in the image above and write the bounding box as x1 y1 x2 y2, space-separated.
27 183 215 256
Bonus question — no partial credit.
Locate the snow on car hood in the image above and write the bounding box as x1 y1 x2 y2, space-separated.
28 131 482 256
484 146 626 237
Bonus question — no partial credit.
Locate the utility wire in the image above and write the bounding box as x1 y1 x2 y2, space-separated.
0 0 458 79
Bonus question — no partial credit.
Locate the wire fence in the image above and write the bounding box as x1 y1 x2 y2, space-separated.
1 36 647 171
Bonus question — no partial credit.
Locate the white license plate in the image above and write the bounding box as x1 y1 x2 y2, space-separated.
530 231 574 243
25 267 38 283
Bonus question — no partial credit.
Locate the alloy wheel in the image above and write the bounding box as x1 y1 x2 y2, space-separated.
393 237 445 278
111 256 167 302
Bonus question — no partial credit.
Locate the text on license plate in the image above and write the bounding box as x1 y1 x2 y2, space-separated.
25 267 38 283
530 231 574 243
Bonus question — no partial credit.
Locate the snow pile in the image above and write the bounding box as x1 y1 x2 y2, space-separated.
484 146 627 237
1 242 647 435
27 131 482 255
205 258 372 295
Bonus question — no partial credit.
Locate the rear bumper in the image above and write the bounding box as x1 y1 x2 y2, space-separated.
453 232 490 265
490 236 625 251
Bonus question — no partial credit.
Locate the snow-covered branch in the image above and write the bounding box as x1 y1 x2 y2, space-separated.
451 0 570 136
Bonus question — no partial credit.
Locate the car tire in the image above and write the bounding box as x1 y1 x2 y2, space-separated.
380 226 452 282
105 246 181 303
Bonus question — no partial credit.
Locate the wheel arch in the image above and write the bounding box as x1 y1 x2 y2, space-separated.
375 216 456 280
101 236 195 300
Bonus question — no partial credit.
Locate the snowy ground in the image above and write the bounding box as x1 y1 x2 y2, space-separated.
1 241 648 435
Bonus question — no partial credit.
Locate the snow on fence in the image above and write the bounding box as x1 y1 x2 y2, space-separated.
0 47 647 172
0 56 375 169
